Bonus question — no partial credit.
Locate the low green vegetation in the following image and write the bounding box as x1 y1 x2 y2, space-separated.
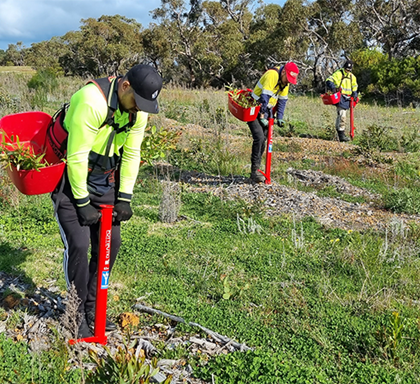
1 72 420 383
0 333 81 383
1 174 420 382
87 342 172 384
1 183 420 382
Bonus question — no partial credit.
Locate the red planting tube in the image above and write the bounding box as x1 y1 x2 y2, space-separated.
69 204 114 345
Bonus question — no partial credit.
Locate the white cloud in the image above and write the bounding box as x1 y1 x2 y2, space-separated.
0 1 25 38
0 0 283 51
0 0 160 50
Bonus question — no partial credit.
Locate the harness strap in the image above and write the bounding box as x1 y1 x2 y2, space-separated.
270 66 287 94
100 130 117 171
83 76 137 170
50 75 138 209
325 69 349 93
338 69 353 91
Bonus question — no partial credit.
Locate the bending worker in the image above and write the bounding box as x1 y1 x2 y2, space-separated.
248 62 299 183
51 64 163 338
326 60 358 142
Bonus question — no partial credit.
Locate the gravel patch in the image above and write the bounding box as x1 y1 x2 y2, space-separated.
179 169 420 232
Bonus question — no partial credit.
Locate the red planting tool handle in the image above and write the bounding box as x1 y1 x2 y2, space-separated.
94 204 114 338
350 97 355 140
69 204 114 346
258 108 275 185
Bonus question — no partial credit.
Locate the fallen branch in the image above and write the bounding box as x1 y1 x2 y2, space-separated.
133 303 253 352
189 322 252 352
134 304 186 323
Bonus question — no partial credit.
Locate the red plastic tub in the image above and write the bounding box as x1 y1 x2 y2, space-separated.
228 90 261 122
0 111 65 195
6 162 65 195
321 91 341 105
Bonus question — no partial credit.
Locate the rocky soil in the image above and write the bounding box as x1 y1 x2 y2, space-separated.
179 167 420 232
0 270 232 383
171 121 420 232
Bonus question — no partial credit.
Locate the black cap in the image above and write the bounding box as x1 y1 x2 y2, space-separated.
127 64 162 114
343 60 353 72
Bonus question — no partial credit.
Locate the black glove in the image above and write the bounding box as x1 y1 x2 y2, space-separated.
114 200 133 222
351 91 358 99
77 204 100 226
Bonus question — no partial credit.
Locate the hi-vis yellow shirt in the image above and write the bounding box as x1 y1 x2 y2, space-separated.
64 82 147 203
251 67 289 108
326 69 358 96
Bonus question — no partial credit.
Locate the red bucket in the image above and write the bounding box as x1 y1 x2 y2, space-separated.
228 90 261 122
0 111 65 195
321 91 341 105
6 162 65 195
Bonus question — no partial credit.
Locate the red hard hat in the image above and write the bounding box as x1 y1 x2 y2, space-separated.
284 62 299 84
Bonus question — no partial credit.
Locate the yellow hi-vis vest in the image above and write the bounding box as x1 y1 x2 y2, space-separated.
326 69 358 96
251 67 289 108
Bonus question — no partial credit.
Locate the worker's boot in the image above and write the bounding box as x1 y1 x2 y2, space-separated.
77 314 93 338
337 130 350 142
86 310 118 331
250 165 265 183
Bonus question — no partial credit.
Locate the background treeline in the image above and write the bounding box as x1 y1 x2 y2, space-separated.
0 0 419 105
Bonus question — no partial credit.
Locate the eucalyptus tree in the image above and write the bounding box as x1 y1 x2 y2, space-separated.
0 49 6 66
245 0 362 91
151 0 207 86
150 0 260 87
242 3 284 85
218 0 255 40
254 0 310 69
59 15 143 77
354 0 420 59
141 23 173 76
302 0 363 91
3 42 26 67
201 0 256 86
24 37 69 75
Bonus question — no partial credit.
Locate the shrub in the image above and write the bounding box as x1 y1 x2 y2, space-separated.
87 342 172 384
384 187 420 214
357 124 398 153
27 69 58 92
141 125 179 166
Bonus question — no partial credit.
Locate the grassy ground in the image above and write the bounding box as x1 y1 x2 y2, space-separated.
0 66 36 74
1 72 420 383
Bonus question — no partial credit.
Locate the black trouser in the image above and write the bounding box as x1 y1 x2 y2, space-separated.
51 177 121 313
247 117 268 170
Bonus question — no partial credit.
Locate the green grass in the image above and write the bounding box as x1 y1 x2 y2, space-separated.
0 333 81 384
1 75 420 382
97 190 420 382
1 185 420 382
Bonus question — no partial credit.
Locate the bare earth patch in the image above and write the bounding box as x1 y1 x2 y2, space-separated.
179 170 420 232
155 121 417 232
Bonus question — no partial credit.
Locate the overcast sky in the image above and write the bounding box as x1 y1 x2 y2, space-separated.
0 0 285 51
